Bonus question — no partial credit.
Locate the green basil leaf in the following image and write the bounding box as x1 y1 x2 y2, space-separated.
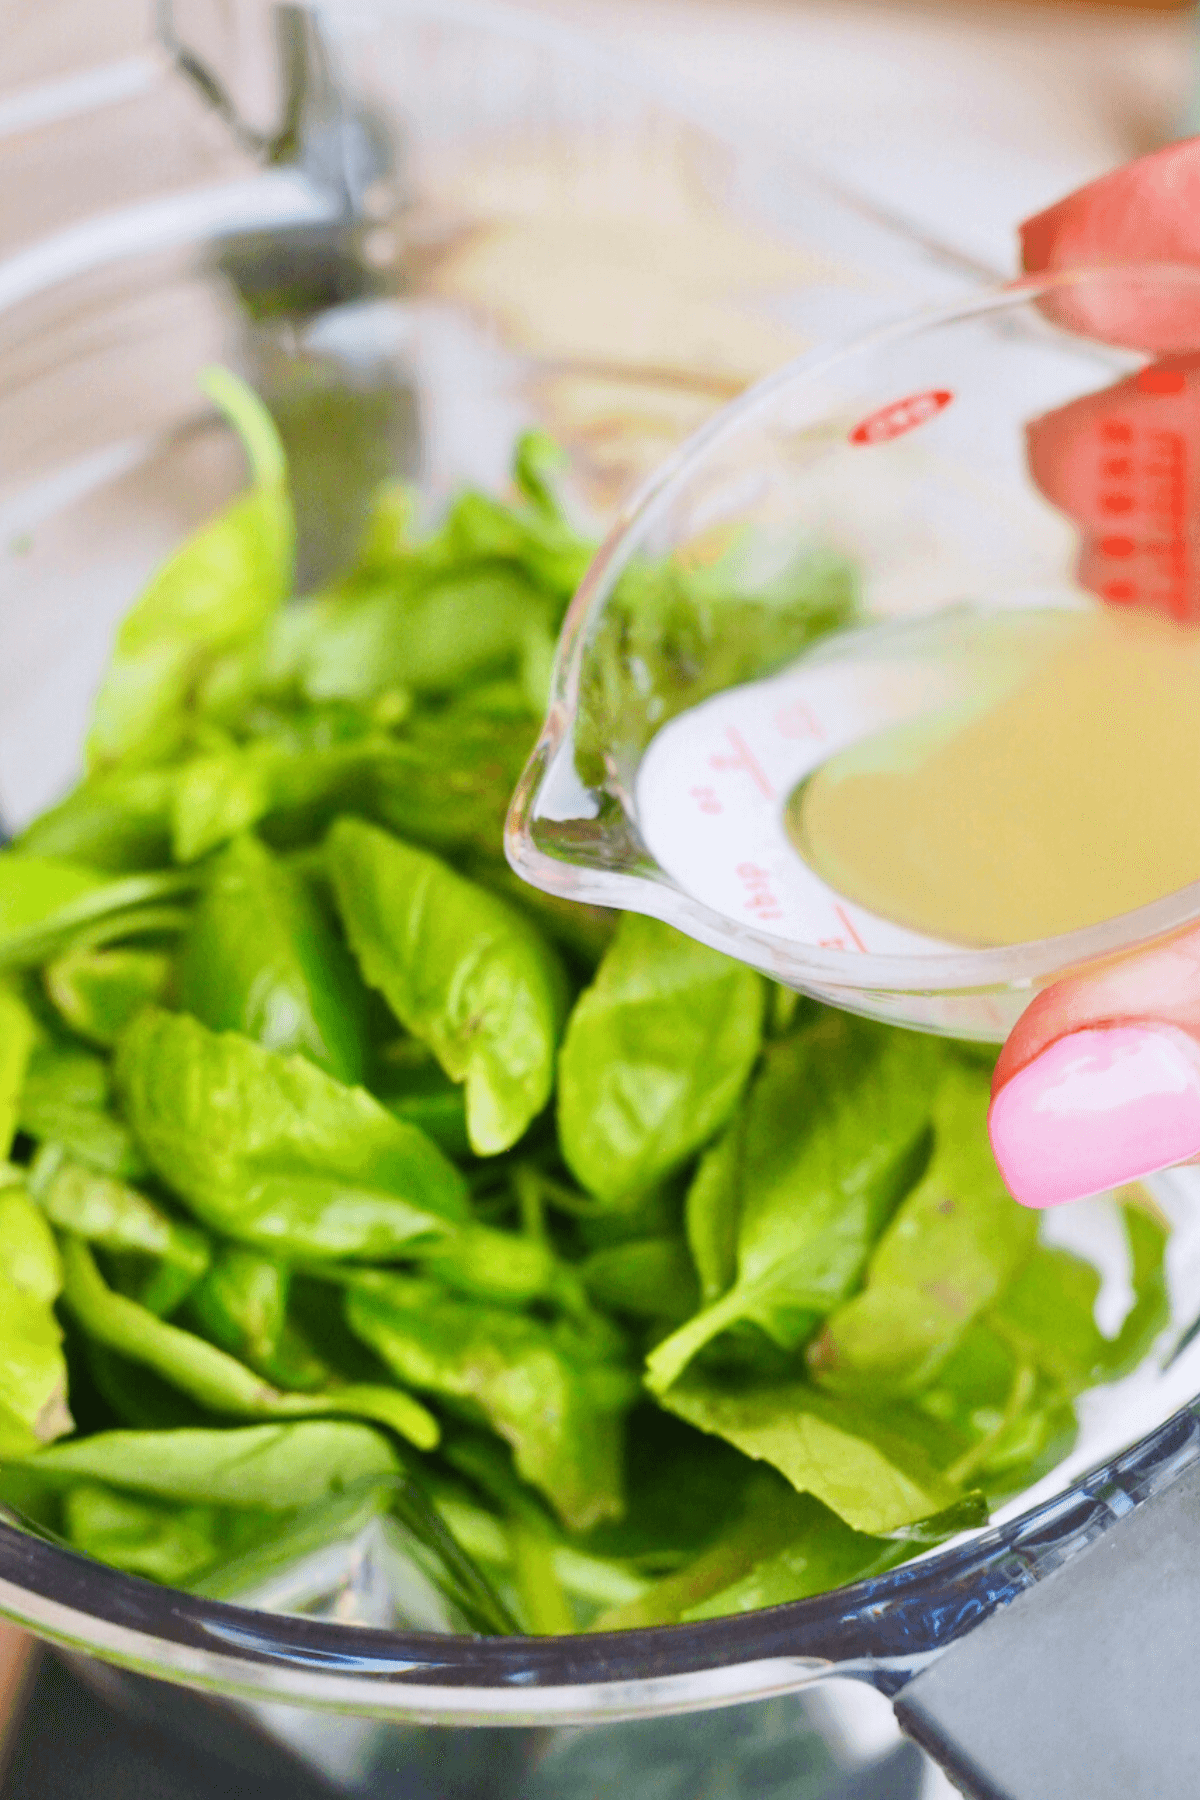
23 1420 400 1507
556 915 765 1206
349 565 554 697
345 1274 637 1530
0 1212 72 1455
406 1224 587 1314
683 1494 984 1624
440 485 592 602
60 1238 438 1449
574 546 857 787
114 1008 468 1258
367 707 536 860
179 833 368 1083
0 860 195 973
169 732 387 865
646 1018 939 1394
459 855 618 970
44 946 172 1047
580 1238 700 1326
187 1482 395 1600
1101 1200 1171 1379
19 1042 148 1178
512 429 573 523
377 1061 471 1158
661 1371 961 1535
0 1187 62 1304
684 1116 744 1306
189 1246 327 1390
808 1065 1039 1395
328 818 568 1155
0 983 36 1156
86 369 293 770
17 766 177 871
989 1199 1169 1393
38 1157 210 1297
62 1481 277 1586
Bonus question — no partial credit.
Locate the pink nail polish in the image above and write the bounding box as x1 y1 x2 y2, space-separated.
988 1024 1200 1208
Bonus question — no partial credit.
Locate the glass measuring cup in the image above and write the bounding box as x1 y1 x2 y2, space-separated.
507 263 1200 1041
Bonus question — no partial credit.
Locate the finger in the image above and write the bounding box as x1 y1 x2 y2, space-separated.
1022 139 1200 275
1021 140 1200 352
988 921 1200 1209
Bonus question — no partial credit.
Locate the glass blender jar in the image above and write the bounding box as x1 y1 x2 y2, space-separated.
4 7 1200 1797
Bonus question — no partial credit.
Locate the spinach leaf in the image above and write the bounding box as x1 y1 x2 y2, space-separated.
114 1008 468 1258
647 1018 940 1394
19 1041 147 1179
345 1274 637 1530
179 833 368 1083
45 945 172 1047
328 818 568 1155
23 1420 400 1507
661 1371 963 1535
808 1066 1039 1395
86 369 293 769
60 1238 439 1448
556 915 765 1205
37 1157 210 1311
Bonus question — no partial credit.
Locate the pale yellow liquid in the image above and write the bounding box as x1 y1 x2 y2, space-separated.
787 608 1200 946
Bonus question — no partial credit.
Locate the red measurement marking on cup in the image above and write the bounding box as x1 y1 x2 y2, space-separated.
689 784 722 815
849 389 953 447
1092 414 1189 618
818 908 867 953
708 725 775 799
736 862 784 923
774 700 823 740
1136 368 1186 397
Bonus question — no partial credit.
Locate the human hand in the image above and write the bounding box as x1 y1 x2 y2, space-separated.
989 140 1200 1207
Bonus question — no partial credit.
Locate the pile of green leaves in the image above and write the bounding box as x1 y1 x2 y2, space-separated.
0 372 1170 1636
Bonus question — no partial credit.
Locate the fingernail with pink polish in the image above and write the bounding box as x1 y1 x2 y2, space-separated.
988 1025 1200 1208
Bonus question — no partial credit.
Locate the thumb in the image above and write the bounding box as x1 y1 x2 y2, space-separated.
988 923 1200 1208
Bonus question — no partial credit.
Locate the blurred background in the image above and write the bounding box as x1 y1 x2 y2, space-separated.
5 0 1194 271
0 0 1196 1794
